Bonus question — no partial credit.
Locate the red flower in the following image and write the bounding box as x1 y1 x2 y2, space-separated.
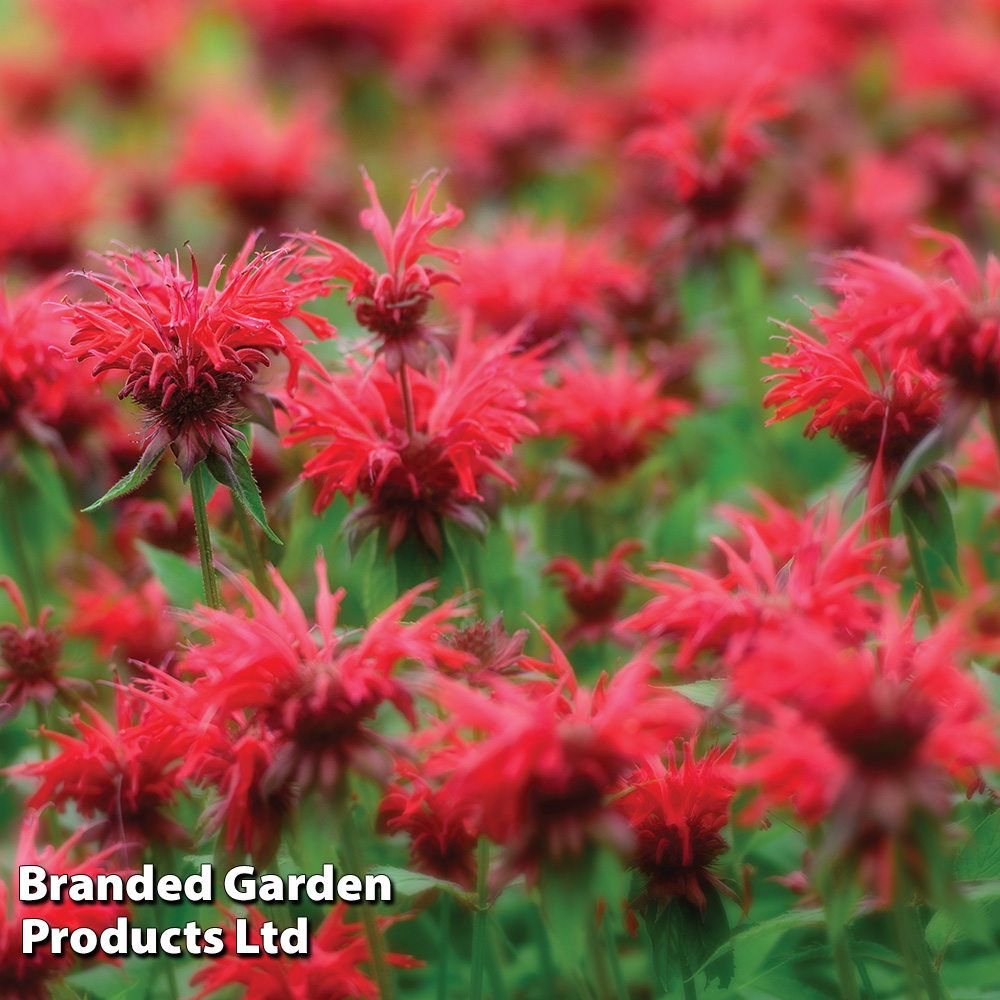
176 554 467 794
66 234 334 480
616 742 737 917
441 614 530 687
65 564 181 668
624 504 890 671
286 325 541 556
299 171 462 373
0 578 86 724
191 905 421 1000
33 0 189 96
535 348 689 481
0 813 127 1000
819 229 1000 401
544 539 643 645
732 612 1000 901
379 761 478 888
12 688 193 850
444 220 639 349
0 126 96 272
762 322 945 530
173 93 332 226
428 636 700 880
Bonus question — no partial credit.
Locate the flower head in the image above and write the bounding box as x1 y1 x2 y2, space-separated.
191 904 420 1000
286 326 541 557
732 612 1000 901
12 688 193 850
535 348 689 481
66 234 334 480
0 577 86 724
428 636 700 880
300 171 462 373
544 539 643 645
441 614 530 686
616 742 737 917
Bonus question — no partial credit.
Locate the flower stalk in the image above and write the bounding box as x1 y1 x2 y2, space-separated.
190 464 222 610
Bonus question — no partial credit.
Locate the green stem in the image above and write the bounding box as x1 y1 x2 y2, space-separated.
339 796 396 1000
900 508 939 625
3 478 40 619
679 949 698 1000
589 917 626 1000
470 836 490 1000
905 905 948 1000
485 922 508 1000
190 464 222 609
601 915 628 1000
847 927 876 1000
233 499 273 600
891 894 925 1000
830 929 860 1000
437 894 451 1000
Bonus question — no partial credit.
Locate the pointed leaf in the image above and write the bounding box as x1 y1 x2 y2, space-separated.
899 481 959 578
205 449 282 544
81 447 167 512
888 427 946 503
136 541 204 609
368 866 476 906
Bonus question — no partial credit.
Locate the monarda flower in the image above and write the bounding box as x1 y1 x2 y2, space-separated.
0 813 127 1000
732 613 1000 902
175 554 467 795
534 348 689 481
616 742 737 919
428 637 700 881
299 170 462 374
443 220 639 350
544 539 643 646
378 761 478 888
12 688 193 850
623 504 890 671
173 93 332 228
65 234 334 484
762 323 945 531
191 905 420 1000
818 230 1000 420
0 577 86 724
286 327 540 557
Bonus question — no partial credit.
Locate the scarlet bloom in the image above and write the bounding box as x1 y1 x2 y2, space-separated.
0 577 86 724
191 905 420 1000
616 742 737 917
623 504 890 671
732 613 1000 901
0 813 127 1000
429 636 700 880
66 235 334 480
535 348 689 481
762 323 945 529
819 229 1000 402
300 171 462 373
176 554 467 795
441 614 530 687
173 94 331 226
0 126 96 272
379 761 478 888
444 220 639 349
544 539 643 645
12 688 193 850
65 564 180 668
286 326 540 556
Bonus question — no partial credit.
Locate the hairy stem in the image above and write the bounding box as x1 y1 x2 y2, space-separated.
190 464 222 609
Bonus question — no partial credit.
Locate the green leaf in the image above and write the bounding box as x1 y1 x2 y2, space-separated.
136 541 204 609
82 447 167 512
360 532 398 618
673 679 722 708
368 866 476 906
899 480 960 578
958 812 1000 882
205 449 282 544
539 852 597 973
889 426 946 502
